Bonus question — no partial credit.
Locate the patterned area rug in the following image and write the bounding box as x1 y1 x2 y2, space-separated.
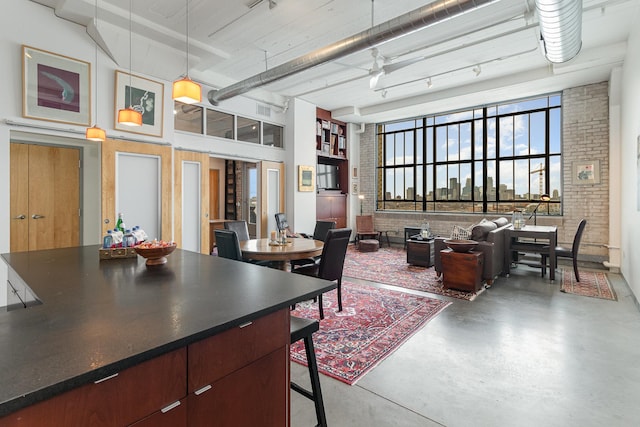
291 281 450 385
560 268 617 300
343 245 484 301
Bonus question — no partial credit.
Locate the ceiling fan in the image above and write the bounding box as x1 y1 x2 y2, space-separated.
368 48 426 89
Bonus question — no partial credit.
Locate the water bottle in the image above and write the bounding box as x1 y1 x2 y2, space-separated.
112 229 123 247
123 229 136 248
102 230 113 249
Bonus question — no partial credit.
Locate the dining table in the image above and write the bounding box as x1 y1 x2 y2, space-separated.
505 224 558 281
240 238 324 270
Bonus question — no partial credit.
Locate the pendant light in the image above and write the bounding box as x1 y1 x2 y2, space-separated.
172 0 201 104
86 0 106 142
117 0 143 126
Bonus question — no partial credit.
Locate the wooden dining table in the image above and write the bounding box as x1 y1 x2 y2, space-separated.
240 238 324 270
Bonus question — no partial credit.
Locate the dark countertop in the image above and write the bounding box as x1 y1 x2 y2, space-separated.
0 245 335 417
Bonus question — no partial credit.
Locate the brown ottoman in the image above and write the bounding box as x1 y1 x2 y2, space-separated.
358 239 379 252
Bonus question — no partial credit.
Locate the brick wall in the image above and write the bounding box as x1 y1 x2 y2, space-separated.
359 82 610 262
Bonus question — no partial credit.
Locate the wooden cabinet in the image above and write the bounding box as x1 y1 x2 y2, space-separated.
316 191 347 229
316 108 346 159
441 249 484 292
407 239 434 267
1 309 290 426
1 349 187 426
187 309 290 426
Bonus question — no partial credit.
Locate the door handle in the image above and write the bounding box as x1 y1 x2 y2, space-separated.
13 215 26 220
31 214 45 219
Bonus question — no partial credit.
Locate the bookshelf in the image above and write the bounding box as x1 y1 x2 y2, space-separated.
225 160 237 220
316 108 347 159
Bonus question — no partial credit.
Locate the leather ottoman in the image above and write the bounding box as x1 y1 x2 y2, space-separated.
358 239 379 252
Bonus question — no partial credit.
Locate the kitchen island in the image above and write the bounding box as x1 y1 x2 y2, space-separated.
0 245 335 425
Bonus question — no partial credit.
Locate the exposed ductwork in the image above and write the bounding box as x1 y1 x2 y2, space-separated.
536 0 582 63
208 0 500 105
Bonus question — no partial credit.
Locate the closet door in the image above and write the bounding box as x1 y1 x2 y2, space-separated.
174 150 209 254
10 143 80 252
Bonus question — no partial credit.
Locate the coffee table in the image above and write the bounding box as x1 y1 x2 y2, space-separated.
406 239 434 267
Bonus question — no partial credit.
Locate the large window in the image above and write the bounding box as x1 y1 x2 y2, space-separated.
377 94 562 215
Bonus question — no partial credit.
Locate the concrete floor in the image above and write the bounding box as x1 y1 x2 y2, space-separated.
290 261 640 427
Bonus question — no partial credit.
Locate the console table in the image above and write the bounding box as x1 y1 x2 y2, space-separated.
505 225 558 281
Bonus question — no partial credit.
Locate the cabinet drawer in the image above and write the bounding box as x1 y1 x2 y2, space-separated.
128 398 187 427
0 348 187 427
188 309 289 392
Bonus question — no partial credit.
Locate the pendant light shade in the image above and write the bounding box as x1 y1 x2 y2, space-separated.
117 0 142 127
117 107 143 126
173 76 201 104
172 0 201 104
86 125 106 141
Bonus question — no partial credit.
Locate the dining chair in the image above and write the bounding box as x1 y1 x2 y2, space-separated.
290 315 327 427
355 215 381 246
215 229 272 267
290 220 336 269
542 219 587 282
292 228 351 319
224 220 250 241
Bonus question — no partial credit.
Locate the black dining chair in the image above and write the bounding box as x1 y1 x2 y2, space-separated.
224 220 250 241
542 219 587 282
215 229 272 267
290 220 336 269
292 228 351 319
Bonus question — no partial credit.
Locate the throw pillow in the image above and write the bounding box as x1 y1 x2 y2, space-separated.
450 224 472 240
470 218 497 241
492 217 509 228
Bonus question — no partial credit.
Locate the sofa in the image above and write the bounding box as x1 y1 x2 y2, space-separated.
434 217 511 287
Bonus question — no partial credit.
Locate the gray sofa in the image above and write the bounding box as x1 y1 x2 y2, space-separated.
434 218 511 287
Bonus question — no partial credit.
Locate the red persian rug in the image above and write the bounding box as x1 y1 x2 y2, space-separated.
343 245 484 301
290 281 450 385
560 268 617 300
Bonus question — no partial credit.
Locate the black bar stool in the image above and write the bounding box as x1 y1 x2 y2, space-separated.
290 315 327 427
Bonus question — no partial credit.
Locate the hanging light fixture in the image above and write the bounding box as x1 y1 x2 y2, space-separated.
172 0 201 104
117 0 142 126
86 0 106 142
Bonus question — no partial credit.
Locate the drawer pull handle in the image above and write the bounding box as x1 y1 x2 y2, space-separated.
194 384 212 395
161 400 181 413
94 373 119 384
239 321 253 329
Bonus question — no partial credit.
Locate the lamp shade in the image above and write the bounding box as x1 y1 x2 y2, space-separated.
172 77 202 104
85 125 106 142
117 107 142 126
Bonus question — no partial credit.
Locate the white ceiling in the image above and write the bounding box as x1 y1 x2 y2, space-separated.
32 0 638 123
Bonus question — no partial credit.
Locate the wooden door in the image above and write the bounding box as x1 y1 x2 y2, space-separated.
174 150 209 254
209 169 220 220
10 143 80 252
101 138 171 240
259 161 284 238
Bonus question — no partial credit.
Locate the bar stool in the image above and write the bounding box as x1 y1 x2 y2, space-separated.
290 315 327 427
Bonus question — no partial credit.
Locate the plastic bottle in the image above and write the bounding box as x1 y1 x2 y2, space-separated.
123 229 136 248
112 229 124 247
115 213 126 233
102 230 113 249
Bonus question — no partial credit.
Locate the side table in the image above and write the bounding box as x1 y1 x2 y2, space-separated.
441 249 484 292
406 239 434 267
403 226 422 249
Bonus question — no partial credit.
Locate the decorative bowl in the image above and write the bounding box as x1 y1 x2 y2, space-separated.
444 239 478 253
134 242 177 266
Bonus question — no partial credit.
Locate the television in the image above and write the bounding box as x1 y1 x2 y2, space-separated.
316 163 340 191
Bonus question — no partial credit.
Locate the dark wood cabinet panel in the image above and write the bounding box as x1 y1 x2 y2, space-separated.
128 398 187 427
317 192 347 229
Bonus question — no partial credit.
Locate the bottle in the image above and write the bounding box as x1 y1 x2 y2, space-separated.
112 228 123 247
115 213 126 233
123 229 136 248
102 230 113 249
420 220 430 239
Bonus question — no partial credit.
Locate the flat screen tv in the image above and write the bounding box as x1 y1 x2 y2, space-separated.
316 163 340 191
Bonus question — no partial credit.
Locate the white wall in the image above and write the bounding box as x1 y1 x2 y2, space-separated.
0 1 314 307
620 6 640 298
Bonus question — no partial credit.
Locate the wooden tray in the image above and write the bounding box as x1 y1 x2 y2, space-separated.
99 247 137 260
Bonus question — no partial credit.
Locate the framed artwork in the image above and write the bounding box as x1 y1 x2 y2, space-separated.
572 160 600 185
114 70 164 137
22 45 91 126
298 165 314 192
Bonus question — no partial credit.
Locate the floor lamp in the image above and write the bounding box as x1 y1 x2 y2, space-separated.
528 194 551 225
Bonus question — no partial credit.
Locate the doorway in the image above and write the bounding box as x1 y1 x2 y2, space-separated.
10 142 81 252
245 164 257 238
